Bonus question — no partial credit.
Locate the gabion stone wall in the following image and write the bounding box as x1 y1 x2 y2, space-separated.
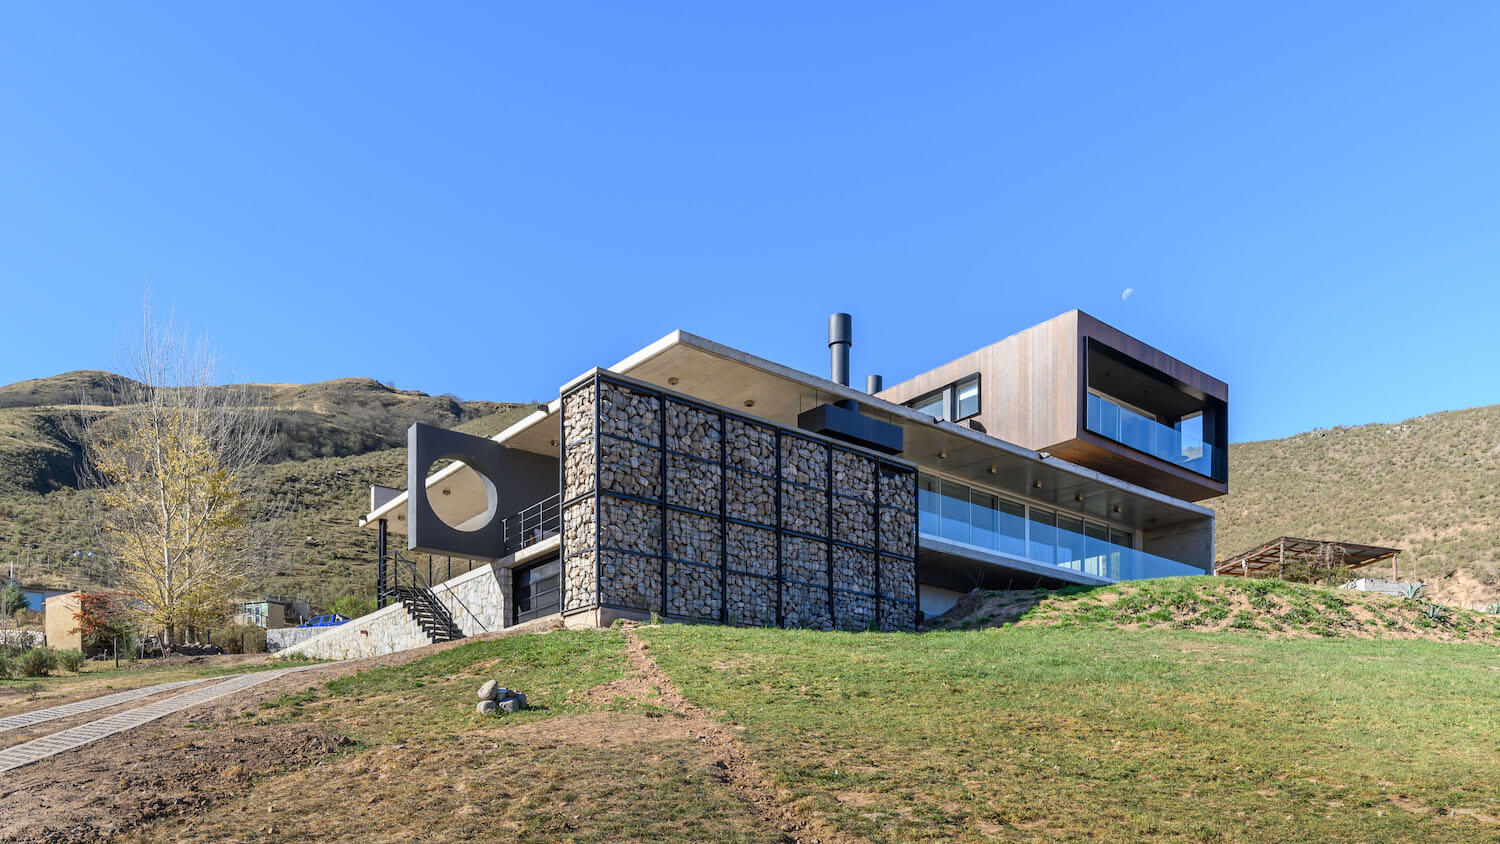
561 384 597 611
560 374 919 632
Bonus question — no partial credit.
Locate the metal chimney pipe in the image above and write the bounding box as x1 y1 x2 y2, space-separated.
828 313 852 386
866 374 883 394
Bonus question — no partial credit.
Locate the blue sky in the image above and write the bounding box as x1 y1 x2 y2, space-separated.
1 3 1497 443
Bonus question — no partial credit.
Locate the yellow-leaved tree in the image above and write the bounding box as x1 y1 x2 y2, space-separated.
78 307 277 646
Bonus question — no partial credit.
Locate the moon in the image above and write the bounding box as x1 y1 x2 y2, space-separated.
1121 288 1134 301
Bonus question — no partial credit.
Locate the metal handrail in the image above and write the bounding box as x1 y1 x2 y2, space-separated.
387 550 487 635
375 491 562 629
502 492 561 555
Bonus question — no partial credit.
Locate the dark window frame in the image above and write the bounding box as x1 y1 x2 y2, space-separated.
513 555 561 624
906 373 982 423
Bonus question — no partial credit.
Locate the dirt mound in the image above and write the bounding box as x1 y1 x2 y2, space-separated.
923 589 1046 630
933 578 1500 642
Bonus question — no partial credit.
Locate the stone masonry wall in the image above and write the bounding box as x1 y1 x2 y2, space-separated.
277 603 430 661
563 374 918 631
279 560 519 660
433 563 510 635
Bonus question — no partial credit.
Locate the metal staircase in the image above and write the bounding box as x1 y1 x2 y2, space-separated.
380 551 471 644
391 585 464 644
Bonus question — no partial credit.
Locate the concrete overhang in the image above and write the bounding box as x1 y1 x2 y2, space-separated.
604 331 1212 530
358 401 561 535
363 328 1213 536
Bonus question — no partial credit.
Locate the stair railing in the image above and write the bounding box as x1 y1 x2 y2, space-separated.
387 550 486 636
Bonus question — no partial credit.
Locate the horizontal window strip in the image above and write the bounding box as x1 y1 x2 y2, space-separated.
598 545 658 559
780 477 829 494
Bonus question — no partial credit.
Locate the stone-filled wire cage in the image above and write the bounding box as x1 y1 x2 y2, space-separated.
559 372 919 632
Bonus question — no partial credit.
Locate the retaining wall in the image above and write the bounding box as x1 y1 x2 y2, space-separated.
275 560 515 660
277 602 431 661
266 627 324 652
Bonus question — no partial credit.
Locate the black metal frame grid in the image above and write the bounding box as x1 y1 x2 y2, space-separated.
561 371 919 630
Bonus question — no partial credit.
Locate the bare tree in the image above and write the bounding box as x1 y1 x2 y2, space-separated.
75 303 279 646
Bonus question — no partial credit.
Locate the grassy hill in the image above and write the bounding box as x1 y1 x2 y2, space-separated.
33 620 1491 842
0 371 534 606
928 577 1500 641
1212 404 1500 606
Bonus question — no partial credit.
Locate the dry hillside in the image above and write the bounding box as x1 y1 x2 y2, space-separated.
1212 404 1500 606
0 371 533 607
3 367 1496 612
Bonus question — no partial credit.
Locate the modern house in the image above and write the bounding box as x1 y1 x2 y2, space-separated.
282 311 1226 660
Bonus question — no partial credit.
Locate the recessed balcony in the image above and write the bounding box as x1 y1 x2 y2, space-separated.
1085 392 1223 480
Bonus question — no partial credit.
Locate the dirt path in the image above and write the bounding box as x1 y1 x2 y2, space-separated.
616 624 857 844
0 667 319 774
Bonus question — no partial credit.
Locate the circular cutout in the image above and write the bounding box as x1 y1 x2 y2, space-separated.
426 452 499 532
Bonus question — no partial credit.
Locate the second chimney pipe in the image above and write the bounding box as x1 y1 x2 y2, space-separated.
866 374 883 394
828 313 852 386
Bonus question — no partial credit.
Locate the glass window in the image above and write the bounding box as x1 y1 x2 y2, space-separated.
1056 515 1086 571
954 377 980 419
969 491 999 551
996 498 1027 558
1177 412 1204 457
1108 528 1135 579
515 558 561 623
912 392 946 420
1084 522 1110 577
918 475 942 537
1028 507 1056 564
939 479 970 543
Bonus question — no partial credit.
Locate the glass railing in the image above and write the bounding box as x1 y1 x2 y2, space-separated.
918 477 1202 581
1086 393 1221 479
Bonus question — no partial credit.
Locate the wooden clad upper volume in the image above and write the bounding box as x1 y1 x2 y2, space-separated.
878 310 1229 503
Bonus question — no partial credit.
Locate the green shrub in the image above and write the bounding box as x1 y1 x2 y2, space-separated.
0 654 13 679
331 594 375 620
17 647 57 677
55 649 86 672
1229 611 1260 631
1 582 27 617
208 624 267 654
1200 603 1231 622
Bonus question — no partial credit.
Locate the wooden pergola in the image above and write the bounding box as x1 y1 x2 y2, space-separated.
1215 536 1403 581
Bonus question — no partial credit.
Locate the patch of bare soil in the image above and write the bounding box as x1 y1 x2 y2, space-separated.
922 588 1048 630
0 723 353 843
618 624 857 844
149 653 274 669
1426 569 1500 610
